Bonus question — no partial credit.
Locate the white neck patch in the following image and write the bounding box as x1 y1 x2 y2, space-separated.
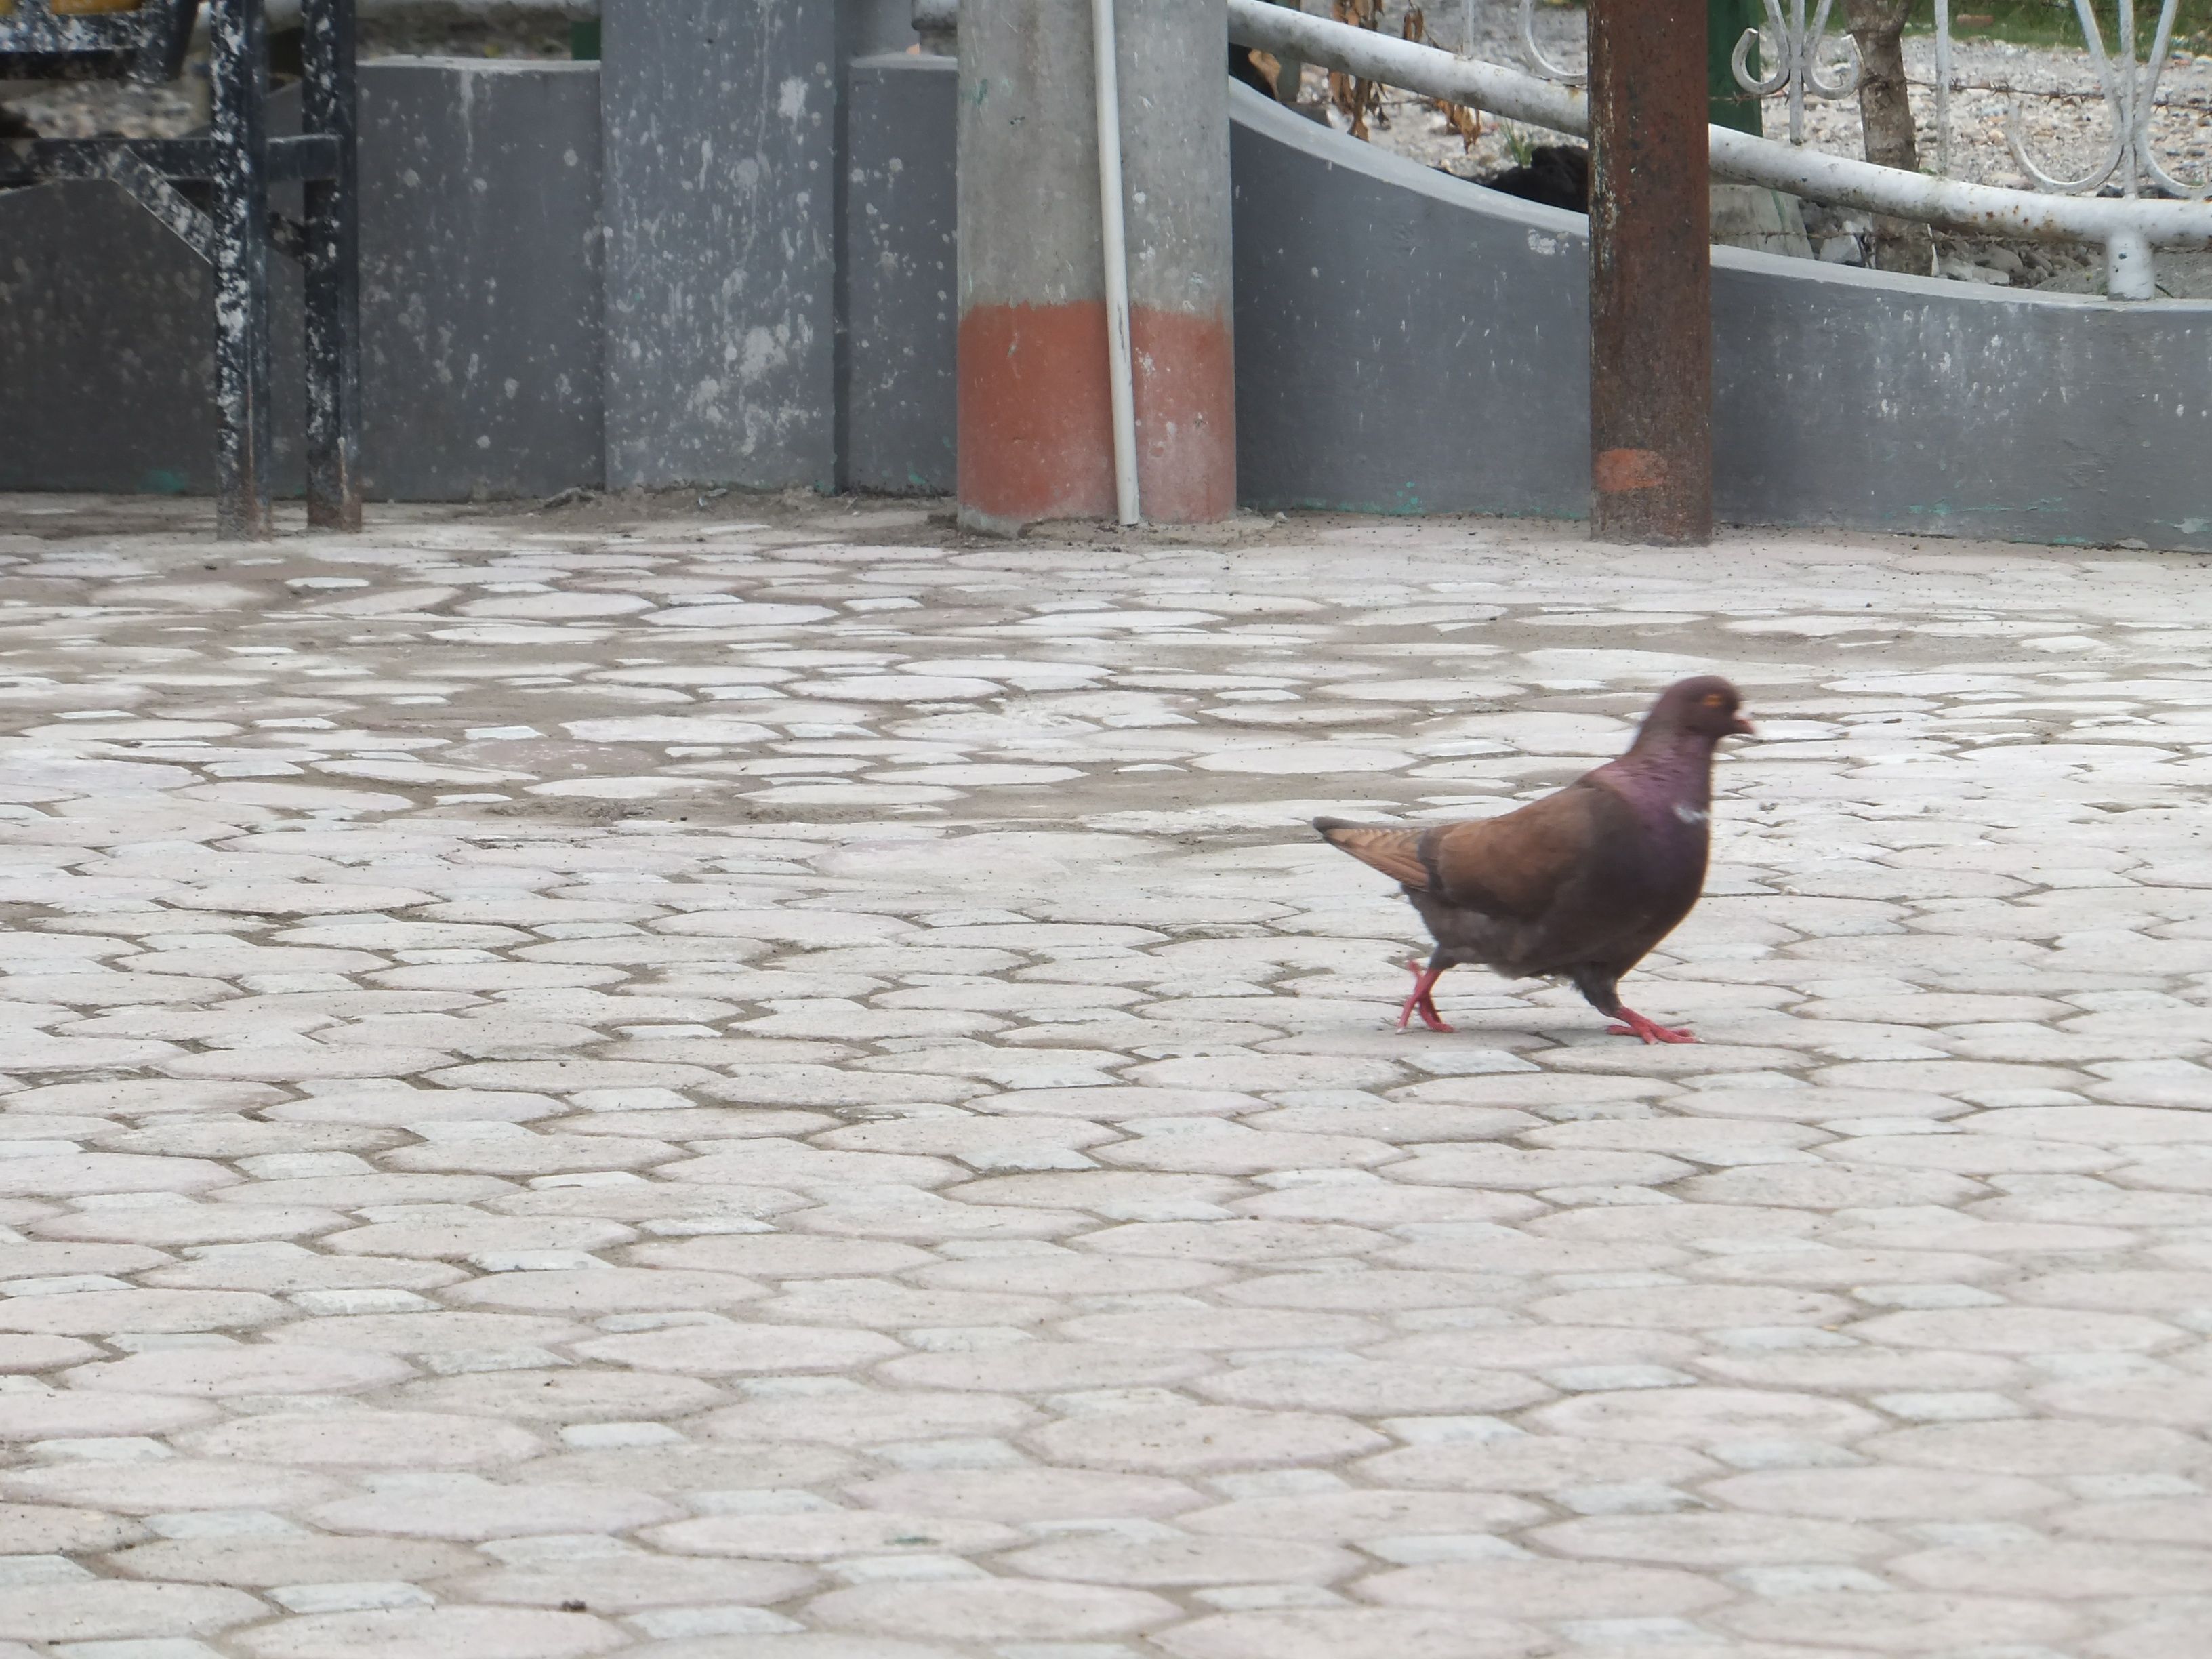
1674 804 1710 826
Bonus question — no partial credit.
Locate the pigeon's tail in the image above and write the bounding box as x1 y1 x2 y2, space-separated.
1311 818 1429 890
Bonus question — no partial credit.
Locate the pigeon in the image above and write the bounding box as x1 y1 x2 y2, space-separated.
1313 676 1753 1044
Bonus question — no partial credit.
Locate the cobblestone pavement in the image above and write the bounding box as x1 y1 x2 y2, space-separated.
2 493 2211 1659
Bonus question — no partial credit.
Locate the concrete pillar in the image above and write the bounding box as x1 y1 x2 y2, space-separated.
957 0 1235 531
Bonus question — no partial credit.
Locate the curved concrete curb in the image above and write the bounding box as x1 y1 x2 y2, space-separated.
1229 84 2212 552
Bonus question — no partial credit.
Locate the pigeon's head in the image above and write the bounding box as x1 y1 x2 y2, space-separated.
1643 676 1755 743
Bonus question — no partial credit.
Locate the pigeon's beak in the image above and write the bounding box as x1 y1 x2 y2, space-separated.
1730 716 1756 737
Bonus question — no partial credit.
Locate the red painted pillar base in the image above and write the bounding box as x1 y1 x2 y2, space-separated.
958 301 1118 530
1131 308 1237 524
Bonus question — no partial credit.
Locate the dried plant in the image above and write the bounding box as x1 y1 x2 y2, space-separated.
1330 0 1385 138
1406 5 1483 150
1327 4 1480 150
1437 100 1481 149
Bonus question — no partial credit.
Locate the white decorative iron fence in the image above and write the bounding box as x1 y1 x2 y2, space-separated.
1728 0 1862 144
1504 0 2206 199
1987 0 2207 199
1231 0 2212 295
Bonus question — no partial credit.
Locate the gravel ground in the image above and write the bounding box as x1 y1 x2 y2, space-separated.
1385 0 2212 194
1310 0 2212 294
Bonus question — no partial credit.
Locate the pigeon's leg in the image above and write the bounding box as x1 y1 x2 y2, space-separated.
1608 1007 1697 1044
1397 956 1455 1033
1570 968 1694 1044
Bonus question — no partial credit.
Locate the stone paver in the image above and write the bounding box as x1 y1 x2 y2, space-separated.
2 492 2211 1656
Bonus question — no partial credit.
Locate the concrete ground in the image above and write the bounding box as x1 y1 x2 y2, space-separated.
1 492 2209 1659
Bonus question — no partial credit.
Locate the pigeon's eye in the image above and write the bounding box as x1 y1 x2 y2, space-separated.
1700 693 1725 708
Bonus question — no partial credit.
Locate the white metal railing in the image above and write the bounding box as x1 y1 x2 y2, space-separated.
1518 0 1864 141
1996 0 2207 200
1726 0 1861 145
1517 0 2205 201
1228 0 2212 298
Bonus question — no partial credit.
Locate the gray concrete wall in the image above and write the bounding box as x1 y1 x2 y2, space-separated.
359 58 604 501
1231 87 1590 519
0 58 602 501
0 182 306 497
599 0 838 491
841 53 958 495
844 0 919 55
1713 259 2212 549
8 56 2207 550
1229 84 2212 551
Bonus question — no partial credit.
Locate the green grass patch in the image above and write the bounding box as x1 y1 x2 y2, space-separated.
1906 0 2212 54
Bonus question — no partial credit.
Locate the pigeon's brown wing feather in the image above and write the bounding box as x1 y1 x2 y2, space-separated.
1312 819 1430 889
1420 782 1613 922
1315 787 1615 918
1433 781 1703 982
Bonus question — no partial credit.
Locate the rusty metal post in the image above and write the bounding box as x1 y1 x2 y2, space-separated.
1589 0 1712 545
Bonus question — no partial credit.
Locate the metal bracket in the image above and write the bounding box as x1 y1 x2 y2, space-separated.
5 134 338 184
267 209 307 262
100 145 218 263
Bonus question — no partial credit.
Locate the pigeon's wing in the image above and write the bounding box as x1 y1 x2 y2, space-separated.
1315 784 1615 921
1311 818 1429 888
1318 782 1694 983
1418 782 1616 922
1438 779 1708 983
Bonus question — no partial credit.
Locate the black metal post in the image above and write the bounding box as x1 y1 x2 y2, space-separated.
301 0 360 530
1589 0 1713 545
209 0 273 541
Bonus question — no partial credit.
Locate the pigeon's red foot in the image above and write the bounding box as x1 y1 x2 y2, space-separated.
1607 1008 1696 1044
1397 958 1455 1033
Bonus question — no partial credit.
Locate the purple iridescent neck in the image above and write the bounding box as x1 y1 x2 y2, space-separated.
1608 728 1719 813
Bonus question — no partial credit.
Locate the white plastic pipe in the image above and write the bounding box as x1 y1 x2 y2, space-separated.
1092 0 1142 527
1933 0 1952 179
